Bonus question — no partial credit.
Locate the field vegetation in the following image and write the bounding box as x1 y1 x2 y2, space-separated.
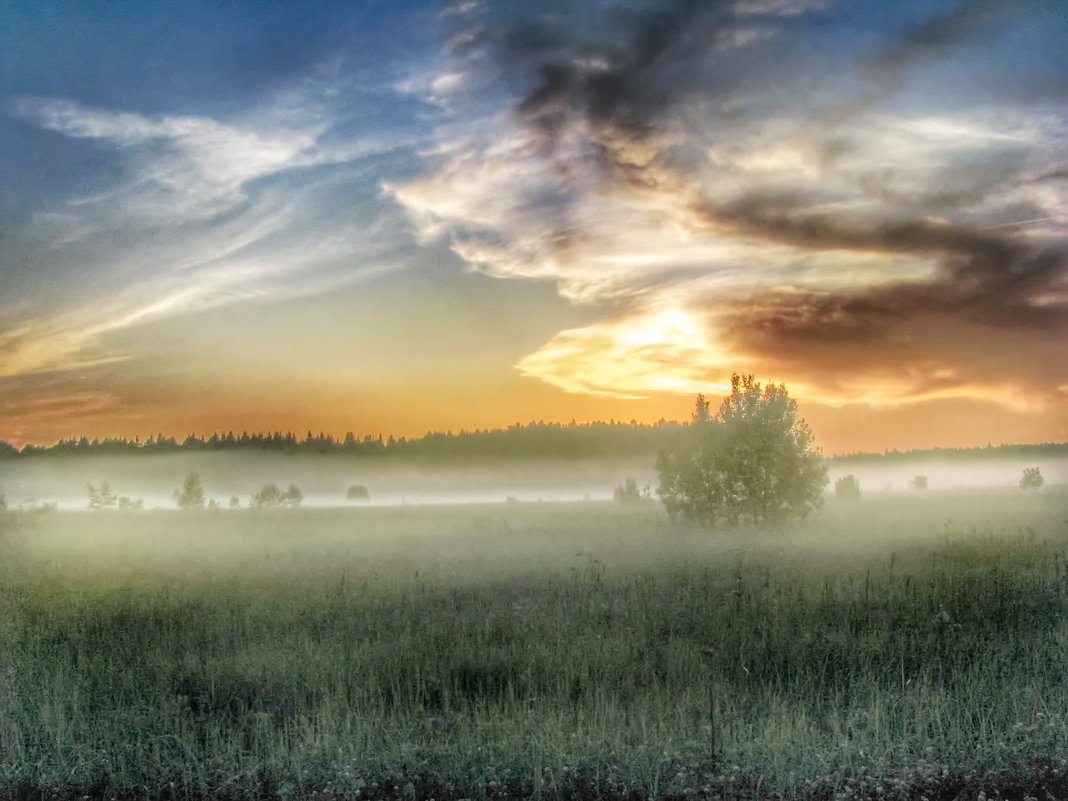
0 491 1066 800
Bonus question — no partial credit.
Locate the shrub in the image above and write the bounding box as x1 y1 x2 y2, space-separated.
910 475 929 491
252 484 303 508
834 474 862 501
1019 467 1044 491
345 484 370 501
656 374 828 526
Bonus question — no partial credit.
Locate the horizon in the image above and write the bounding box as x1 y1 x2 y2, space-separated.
5 420 1067 461
2 1 1066 453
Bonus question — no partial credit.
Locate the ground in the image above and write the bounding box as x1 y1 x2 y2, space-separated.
0 489 1066 800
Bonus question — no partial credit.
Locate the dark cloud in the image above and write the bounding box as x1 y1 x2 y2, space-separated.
455 0 1028 182
864 0 1009 74
463 0 1065 334
726 292 1068 402
712 237 1068 402
804 0 1022 164
695 187 1068 369
513 0 721 136
703 191 1065 295
420 0 1068 408
447 0 744 159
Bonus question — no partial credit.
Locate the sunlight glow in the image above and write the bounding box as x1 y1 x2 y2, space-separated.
619 309 703 349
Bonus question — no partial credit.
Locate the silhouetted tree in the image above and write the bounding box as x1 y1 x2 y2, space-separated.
1019 467 1044 491
613 477 650 503
282 485 303 507
656 375 827 526
251 483 282 509
87 482 117 510
834 474 862 501
173 473 205 510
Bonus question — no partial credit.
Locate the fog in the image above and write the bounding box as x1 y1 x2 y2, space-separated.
1 452 1064 512
0 453 658 510
826 456 1068 494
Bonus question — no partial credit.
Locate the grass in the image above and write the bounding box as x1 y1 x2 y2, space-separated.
0 490 1066 800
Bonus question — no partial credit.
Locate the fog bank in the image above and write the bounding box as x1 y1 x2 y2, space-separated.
0 452 1063 511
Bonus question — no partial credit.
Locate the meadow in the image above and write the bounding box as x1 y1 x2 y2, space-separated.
1 490 1067 800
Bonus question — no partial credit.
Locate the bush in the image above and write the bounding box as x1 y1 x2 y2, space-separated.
834 474 862 501
117 496 143 511
1020 467 1044 491
173 473 206 510
656 374 828 526
345 484 370 502
252 484 303 508
910 475 929 491
613 477 650 503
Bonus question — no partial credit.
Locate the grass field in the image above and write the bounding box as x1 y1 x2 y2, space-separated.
1 491 1067 800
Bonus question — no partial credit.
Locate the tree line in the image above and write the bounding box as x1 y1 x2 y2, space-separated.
834 443 1068 462
0 421 686 462
1 422 1064 464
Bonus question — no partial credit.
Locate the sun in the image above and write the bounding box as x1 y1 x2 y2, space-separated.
619 308 704 349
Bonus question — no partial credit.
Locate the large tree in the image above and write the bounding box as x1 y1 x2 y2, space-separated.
657 375 828 526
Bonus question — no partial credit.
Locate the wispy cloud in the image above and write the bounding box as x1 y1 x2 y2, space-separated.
14 97 322 222
3 92 416 378
388 0 1068 409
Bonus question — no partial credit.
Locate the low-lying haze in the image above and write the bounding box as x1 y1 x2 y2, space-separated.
1 452 1062 512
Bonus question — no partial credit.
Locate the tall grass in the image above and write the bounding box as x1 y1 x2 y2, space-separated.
0 492 1066 799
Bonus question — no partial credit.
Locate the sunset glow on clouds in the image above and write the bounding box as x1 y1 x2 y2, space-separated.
1 0 1066 449
389 0 1068 414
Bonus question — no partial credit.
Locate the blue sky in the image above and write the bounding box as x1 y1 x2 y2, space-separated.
1 0 1066 451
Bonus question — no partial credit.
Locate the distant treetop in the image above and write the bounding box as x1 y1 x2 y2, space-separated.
833 443 1068 462
1 421 685 462
1 427 1064 464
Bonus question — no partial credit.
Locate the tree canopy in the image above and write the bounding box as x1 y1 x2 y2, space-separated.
656 375 828 526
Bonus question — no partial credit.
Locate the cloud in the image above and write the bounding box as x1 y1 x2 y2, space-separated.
864 0 1008 75
3 93 415 379
0 368 126 446
386 0 1068 410
14 97 323 222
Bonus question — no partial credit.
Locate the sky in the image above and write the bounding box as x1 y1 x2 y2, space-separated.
1 0 1066 454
